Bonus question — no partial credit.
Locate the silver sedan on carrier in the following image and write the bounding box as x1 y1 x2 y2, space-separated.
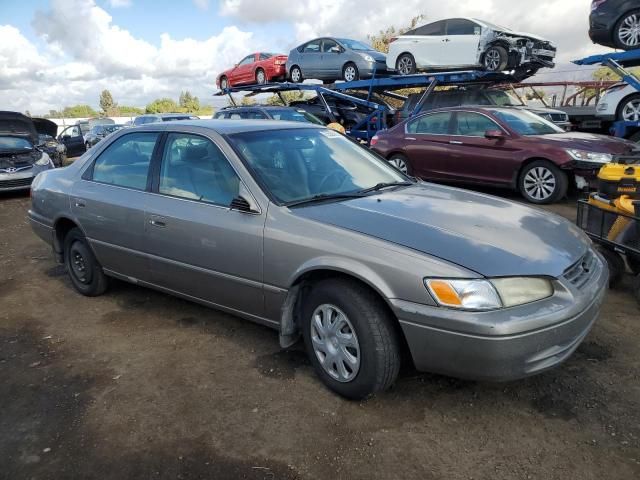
29 120 607 399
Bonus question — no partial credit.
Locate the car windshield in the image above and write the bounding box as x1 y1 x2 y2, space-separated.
476 19 511 32
485 90 524 107
228 128 409 205
104 125 123 133
269 110 325 125
337 38 374 51
492 109 563 135
0 136 33 151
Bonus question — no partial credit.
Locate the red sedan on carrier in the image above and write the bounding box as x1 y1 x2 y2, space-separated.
371 106 638 204
216 52 288 89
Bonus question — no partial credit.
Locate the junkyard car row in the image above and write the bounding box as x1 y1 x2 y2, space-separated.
3 7 639 400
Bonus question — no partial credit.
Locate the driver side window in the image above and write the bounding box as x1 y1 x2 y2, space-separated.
238 55 254 66
407 112 452 135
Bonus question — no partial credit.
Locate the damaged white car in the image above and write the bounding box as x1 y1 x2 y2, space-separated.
387 18 556 78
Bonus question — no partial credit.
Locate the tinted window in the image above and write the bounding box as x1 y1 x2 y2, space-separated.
213 112 226 119
161 116 191 121
259 53 273 60
238 55 255 66
407 112 452 134
322 39 339 52
246 111 268 119
407 20 446 36
303 40 321 52
159 133 240 206
91 132 158 190
454 112 501 136
491 109 563 135
446 19 480 35
269 109 324 125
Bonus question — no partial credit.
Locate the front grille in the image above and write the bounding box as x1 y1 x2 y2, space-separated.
0 176 33 189
549 113 569 122
563 250 596 289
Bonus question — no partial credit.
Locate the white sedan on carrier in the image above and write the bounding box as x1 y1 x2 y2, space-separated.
597 83 640 126
387 18 556 77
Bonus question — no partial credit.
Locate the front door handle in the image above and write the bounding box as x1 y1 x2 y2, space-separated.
73 198 85 208
449 140 463 145
149 218 167 228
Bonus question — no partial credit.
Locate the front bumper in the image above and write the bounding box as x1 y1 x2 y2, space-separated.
0 164 54 191
392 251 608 381
358 61 388 79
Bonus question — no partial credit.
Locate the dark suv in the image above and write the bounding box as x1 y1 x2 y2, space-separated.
397 89 571 129
590 0 640 50
213 106 324 125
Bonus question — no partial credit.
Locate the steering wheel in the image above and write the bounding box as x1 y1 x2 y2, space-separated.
319 171 349 192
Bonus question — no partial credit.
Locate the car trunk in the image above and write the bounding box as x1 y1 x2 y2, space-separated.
32 118 59 138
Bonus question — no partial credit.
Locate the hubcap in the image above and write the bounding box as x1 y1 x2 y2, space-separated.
397 56 413 75
310 304 360 383
485 49 501 71
524 167 556 201
69 244 91 284
344 66 356 82
622 99 640 121
389 157 408 174
221 79 228 89
292 68 301 82
619 14 640 47
257 70 265 84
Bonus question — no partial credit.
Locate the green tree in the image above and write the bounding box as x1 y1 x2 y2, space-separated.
61 104 98 118
368 15 424 54
118 105 145 115
145 98 179 113
240 96 256 106
99 89 117 115
179 90 201 112
265 91 307 106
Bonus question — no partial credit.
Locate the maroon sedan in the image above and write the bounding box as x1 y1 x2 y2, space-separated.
371 106 637 204
216 52 288 89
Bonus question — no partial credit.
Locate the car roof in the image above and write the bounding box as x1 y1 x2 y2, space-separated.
220 105 306 111
135 119 322 135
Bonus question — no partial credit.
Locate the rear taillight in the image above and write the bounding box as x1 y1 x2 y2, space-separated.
591 0 607 11
274 59 286 65
370 135 379 146
389 37 398 44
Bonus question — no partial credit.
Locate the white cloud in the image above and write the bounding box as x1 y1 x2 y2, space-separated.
108 0 132 7
193 0 210 10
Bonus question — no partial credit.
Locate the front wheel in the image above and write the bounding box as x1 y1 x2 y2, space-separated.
301 279 401 400
598 247 625 288
518 160 568 204
64 227 109 296
388 154 411 175
483 45 509 72
615 10 640 50
255 68 266 84
220 76 228 90
342 63 359 82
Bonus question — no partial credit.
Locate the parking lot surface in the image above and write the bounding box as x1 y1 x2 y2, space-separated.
1 189 639 480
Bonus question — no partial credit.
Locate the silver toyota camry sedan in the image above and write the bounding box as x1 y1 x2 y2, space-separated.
29 120 608 399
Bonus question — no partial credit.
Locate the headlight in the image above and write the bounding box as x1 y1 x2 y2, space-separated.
425 277 553 310
362 54 374 62
566 149 612 164
35 152 52 166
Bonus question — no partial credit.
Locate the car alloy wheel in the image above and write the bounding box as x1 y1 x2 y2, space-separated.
310 304 361 383
343 64 358 82
484 48 502 71
523 166 557 201
291 67 302 83
617 13 640 49
256 69 266 84
220 77 228 89
389 157 408 174
397 55 414 75
622 98 640 121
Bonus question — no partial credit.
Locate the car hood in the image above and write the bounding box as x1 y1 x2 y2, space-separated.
32 118 58 137
292 183 589 278
0 111 38 145
527 132 637 154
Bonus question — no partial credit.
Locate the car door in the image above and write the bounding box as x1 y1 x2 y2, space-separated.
71 131 161 281
406 20 448 67
299 39 322 78
320 38 342 79
58 125 85 156
144 131 265 317
233 55 256 84
444 111 520 185
444 19 482 66
402 111 455 179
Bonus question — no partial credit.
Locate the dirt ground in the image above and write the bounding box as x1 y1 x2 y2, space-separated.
1 187 639 480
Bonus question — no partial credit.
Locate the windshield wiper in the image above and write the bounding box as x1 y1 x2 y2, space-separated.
358 181 414 194
286 192 366 208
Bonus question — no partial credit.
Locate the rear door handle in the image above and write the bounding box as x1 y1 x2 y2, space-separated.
449 140 463 145
149 216 167 228
73 198 85 208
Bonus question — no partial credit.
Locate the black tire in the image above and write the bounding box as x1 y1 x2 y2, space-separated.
290 65 303 83
301 279 401 400
64 227 109 296
633 274 640 306
388 154 412 175
220 76 228 90
483 45 509 72
518 160 568 204
342 62 359 82
85 142 91 150
255 68 266 85
614 10 640 50
627 254 640 275
616 93 640 122
598 247 625 288
396 53 416 75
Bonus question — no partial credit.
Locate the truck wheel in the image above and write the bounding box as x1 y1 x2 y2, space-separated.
483 45 509 71
64 227 109 296
301 279 401 400
598 247 625 288
518 160 568 204
615 10 640 50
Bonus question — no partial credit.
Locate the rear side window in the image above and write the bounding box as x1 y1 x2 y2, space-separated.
246 111 268 119
406 20 446 36
454 112 501 136
407 112 452 134
259 53 272 60
91 132 159 190
303 40 321 52
446 19 480 35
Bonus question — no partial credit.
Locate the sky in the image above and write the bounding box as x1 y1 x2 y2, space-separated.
0 0 614 115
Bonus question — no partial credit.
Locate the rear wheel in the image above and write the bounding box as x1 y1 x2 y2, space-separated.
396 53 416 75
483 45 509 72
518 160 568 204
255 68 266 84
388 154 411 175
290 66 303 83
617 94 640 122
598 247 625 288
342 63 359 82
627 254 640 275
615 10 640 50
301 279 401 400
220 76 228 90
64 227 109 296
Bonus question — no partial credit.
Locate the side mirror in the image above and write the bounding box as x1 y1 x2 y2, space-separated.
230 195 258 213
485 129 505 140
330 46 341 53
